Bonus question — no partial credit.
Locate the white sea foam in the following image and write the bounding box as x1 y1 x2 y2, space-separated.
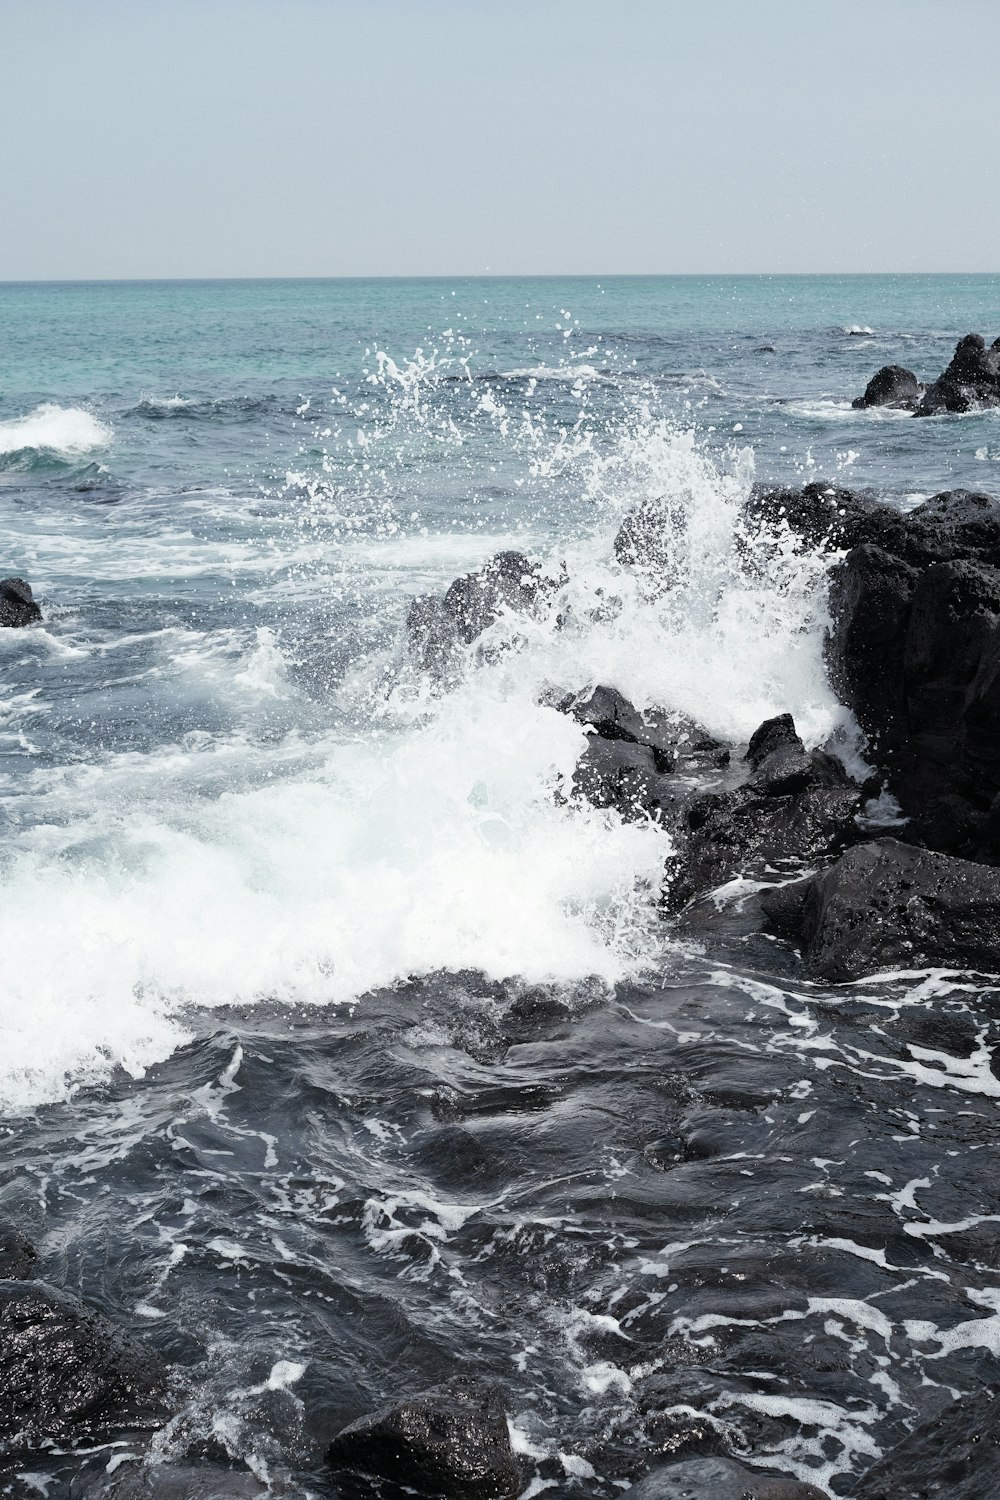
0 376 848 1112
0 403 112 457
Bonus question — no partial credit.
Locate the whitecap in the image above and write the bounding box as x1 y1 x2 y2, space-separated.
0 403 112 457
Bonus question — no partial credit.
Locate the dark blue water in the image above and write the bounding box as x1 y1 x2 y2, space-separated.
2 277 1000 1497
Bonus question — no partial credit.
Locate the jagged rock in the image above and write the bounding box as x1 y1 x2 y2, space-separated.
565 685 728 773
627 1455 825 1499
0 577 42 627
0 1223 37 1281
0 1280 169 1463
326 1377 520 1499
854 1389 1000 1499
760 838 1000 981
567 684 678 769
852 364 923 410
915 333 1000 416
407 551 553 674
745 713 850 796
665 714 862 907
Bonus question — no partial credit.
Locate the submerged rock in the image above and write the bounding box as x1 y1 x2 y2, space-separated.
760 838 1000 981
326 1377 520 1499
0 1222 37 1281
81 1466 267 1499
628 1455 825 1499
0 1280 169 1464
0 577 42 627
853 1390 1000 1499
852 364 923 410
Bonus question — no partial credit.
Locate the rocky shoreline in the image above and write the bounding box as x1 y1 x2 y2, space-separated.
5 458 1000 1494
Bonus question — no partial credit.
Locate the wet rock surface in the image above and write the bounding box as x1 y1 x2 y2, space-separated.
761 838 1000 981
0 1279 169 1465
327 1377 520 1499
665 713 864 908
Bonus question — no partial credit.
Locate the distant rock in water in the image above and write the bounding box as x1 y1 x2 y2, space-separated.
915 332 1000 416
0 577 42 627
0 1280 169 1464
761 838 1000 980
851 333 1000 417
629 1456 825 1499
407 550 554 675
851 364 923 410
327 1377 521 1499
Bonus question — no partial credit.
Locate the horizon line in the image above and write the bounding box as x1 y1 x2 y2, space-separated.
1 270 999 287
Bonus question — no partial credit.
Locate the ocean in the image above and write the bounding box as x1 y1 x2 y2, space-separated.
2 274 1000 1496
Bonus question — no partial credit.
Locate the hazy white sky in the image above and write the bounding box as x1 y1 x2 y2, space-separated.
3 0 998 279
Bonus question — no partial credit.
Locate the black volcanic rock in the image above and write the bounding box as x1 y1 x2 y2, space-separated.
745 483 1000 857
0 577 42 627
327 1377 520 1499
0 1280 169 1464
854 1390 1000 1499
666 714 863 907
852 364 923 410
760 838 1000 981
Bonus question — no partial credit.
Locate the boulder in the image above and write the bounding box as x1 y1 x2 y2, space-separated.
408 552 552 674
915 333 1000 416
326 1377 520 1500
852 364 923 410
0 1280 169 1463
0 577 42 627
760 838 1000 981
854 1390 1000 1499
0 1222 37 1281
627 1455 825 1499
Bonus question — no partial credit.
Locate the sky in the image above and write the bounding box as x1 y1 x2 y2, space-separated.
2 0 999 279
